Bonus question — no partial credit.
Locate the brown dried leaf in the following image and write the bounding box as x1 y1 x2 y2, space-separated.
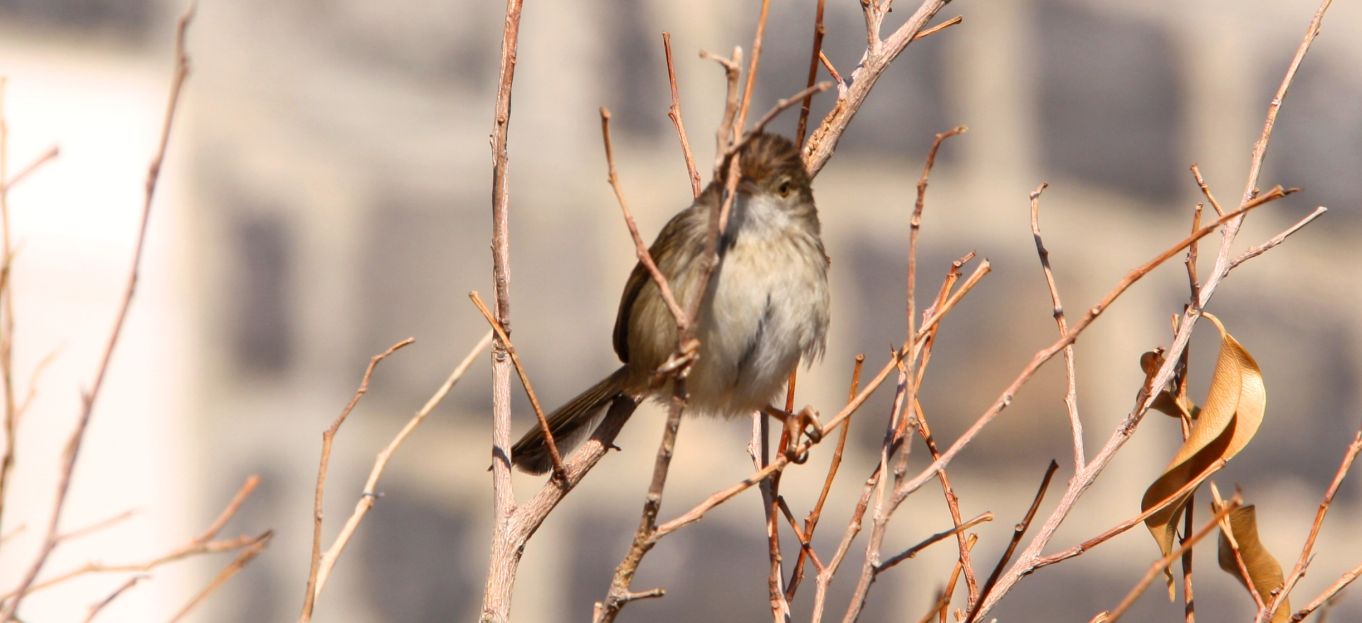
1216 505 1289 623
1150 390 1198 420
1140 313 1267 595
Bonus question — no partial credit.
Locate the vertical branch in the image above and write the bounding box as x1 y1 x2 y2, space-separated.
662 33 702 198
735 0 772 137
480 0 525 621
0 77 15 538
0 8 195 618
786 354 862 601
752 414 791 623
795 0 827 148
1027 182 1084 469
904 127 974 608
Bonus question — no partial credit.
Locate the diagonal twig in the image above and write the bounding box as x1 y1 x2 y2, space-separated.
0 8 196 617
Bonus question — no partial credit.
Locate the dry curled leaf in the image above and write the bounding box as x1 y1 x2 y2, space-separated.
1141 312 1267 595
1216 504 1289 623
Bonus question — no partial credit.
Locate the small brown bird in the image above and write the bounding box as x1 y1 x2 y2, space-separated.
512 133 831 474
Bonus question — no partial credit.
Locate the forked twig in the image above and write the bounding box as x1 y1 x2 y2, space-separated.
306 332 492 611
301 338 412 620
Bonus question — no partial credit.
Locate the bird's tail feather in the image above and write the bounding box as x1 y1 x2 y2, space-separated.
511 367 630 474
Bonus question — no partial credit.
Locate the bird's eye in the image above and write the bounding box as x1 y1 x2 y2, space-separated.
777 180 793 197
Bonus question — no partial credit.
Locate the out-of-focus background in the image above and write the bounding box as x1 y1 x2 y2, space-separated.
1 0 1359 621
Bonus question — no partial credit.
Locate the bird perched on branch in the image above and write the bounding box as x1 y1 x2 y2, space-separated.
513 133 830 474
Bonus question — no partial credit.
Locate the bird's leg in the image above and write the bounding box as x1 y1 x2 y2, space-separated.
763 405 824 463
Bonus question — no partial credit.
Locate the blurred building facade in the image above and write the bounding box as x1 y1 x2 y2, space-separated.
1 0 1359 621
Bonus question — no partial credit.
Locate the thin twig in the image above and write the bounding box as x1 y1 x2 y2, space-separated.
1210 485 1266 611
81 575 145 623
470 291 564 479
1202 0 1332 301
723 82 833 166
308 332 492 609
894 187 1289 510
803 2 957 176
1182 487 1197 623
795 0 827 148
1102 496 1242 623
878 512 993 574
169 530 272 622
1 145 59 191
841 367 916 623
971 1 1332 613
1292 560 1362 622
599 108 689 329
300 338 413 621
903 126 973 608
54 509 137 545
967 460 1059 622
1028 453 1234 573
1228 206 1327 271
661 33 701 198
0 9 196 617
1264 425 1362 622
4 475 261 601
0 78 15 540
597 39 756 623
916 188 1291 619
786 354 863 600
1190 164 1225 217
734 0 772 138
1028 183 1085 470
752 414 791 623
1187 203 1204 308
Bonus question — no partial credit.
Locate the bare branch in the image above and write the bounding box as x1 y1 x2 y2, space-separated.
0 8 196 616
4 475 261 601
170 530 272 622
878 512 993 574
301 338 413 621
1263 424 1362 622
968 460 1059 622
308 332 492 609
1102 496 1242 623
82 575 145 623
1027 183 1085 469
1229 206 1327 271
1 145 59 192
481 0 526 619
795 0 827 148
599 109 689 330
661 33 702 198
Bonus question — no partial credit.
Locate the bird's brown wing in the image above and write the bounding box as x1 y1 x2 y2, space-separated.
612 188 714 363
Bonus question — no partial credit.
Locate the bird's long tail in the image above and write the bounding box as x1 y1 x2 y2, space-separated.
511 367 631 474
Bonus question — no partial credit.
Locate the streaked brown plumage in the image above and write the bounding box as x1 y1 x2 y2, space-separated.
512 133 830 474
